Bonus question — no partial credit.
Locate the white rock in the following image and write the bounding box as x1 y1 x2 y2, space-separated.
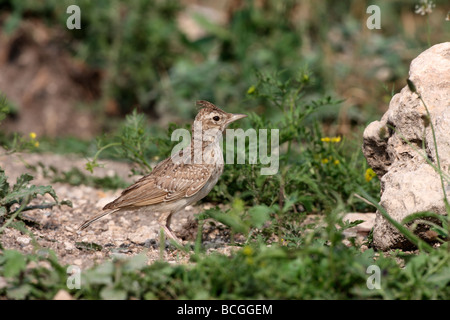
53 289 73 300
362 42 450 250
127 225 156 244
0 277 7 289
17 236 31 246
342 213 376 234
73 259 83 266
64 241 75 251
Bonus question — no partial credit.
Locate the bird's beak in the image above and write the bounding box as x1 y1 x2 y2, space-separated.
226 113 247 125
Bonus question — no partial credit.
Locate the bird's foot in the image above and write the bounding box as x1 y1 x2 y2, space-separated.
160 225 183 247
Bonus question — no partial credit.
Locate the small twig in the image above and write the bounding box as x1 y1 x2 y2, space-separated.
14 202 60 213
0 200 28 233
353 193 378 208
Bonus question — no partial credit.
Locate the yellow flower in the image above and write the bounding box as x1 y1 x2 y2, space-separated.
321 158 329 164
365 168 376 182
34 141 40 148
247 85 256 95
29 132 37 139
302 74 309 83
242 246 254 256
321 136 341 143
334 159 340 165
331 136 341 143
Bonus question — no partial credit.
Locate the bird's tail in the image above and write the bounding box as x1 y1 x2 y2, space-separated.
78 209 119 230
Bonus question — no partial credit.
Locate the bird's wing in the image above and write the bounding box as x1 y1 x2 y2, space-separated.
103 156 215 210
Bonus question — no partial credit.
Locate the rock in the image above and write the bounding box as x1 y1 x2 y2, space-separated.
53 289 73 300
362 42 450 250
73 259 83 266
342 213 376 235
127 226 156 244
0 277 7 289
64 241 75 252
16 236 31 246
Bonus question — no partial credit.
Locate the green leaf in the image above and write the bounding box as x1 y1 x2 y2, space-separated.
248 205 271 228
100 286 127 300
13 173 34 192
0 169 10 198
204 208 249 235
123 254 148 272
60 199 73 208
0 206 6 217
406 79 417 93
7 284 32 299
401 211 448 227
0 184 58 206
341 220 364 230
83 261 114 286
3 250 27 278
75 242 103 251
426 267 450 287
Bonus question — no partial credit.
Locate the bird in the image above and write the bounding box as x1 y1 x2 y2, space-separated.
78 100 247 244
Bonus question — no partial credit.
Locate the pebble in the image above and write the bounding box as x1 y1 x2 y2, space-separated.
64 241 75 252
342 213 376 234
128 226 155 244
0 277 7 289
17 236 31 246
53 289 73 300
73 259 83 266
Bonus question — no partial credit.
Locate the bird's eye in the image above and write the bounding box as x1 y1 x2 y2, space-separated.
213 116 220 121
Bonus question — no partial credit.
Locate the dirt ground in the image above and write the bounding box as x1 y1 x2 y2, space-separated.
0 150 373 270
0 150 243 269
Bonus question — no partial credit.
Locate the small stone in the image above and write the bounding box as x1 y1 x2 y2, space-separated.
73 259 83 266
106 169 116 177
0 277 7 289
17 236 31 246
342 213 376 234
53 289 73 300
119 216 131 227
128 226 155 244
64 242 75 252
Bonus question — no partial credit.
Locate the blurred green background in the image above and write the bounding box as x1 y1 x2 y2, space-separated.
0 0 448 141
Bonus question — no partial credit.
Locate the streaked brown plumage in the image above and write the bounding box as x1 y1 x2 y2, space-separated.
79 101 246 243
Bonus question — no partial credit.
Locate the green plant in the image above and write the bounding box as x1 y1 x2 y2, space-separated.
200 70 378 245
0 169 71 234
85 109 178 176
0 95 40 155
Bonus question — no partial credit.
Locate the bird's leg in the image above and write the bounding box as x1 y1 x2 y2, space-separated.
158 211 181 245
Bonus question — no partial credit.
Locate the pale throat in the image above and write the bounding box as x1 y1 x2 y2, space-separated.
190 127 224 166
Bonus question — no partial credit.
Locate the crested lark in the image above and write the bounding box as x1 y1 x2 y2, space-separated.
79 100 246 243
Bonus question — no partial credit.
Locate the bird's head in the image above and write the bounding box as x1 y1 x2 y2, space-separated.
194 101 247 135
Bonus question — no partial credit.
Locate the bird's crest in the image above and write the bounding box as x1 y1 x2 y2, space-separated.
196 100 224 113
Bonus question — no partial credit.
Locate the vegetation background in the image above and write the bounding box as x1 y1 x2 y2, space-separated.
0 0 449 299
